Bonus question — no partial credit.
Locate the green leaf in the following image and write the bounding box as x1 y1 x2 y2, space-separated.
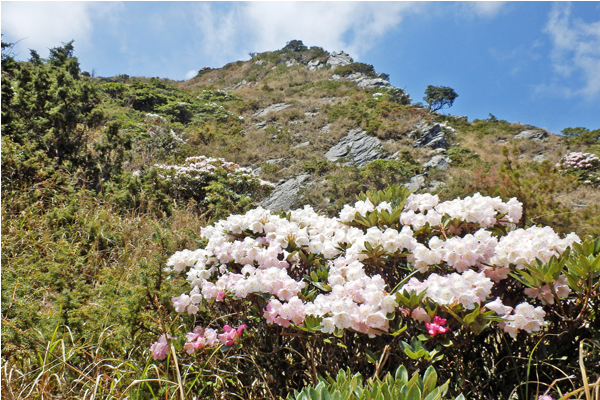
422 366 438 395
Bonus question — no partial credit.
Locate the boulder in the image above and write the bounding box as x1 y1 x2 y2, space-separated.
355 76 392 89
404 175 426 192
260 174 311 212
332 71 392 89
403 174 444 192
308 59 322 71
422 155 452 170
532 154 547 163
326 51 353 68
253 103 292 118
514 129 549 141
293 141 310 149
325 128 384 167
412 122 448 149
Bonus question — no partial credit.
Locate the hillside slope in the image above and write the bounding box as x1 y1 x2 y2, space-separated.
2 39 599 399
177 40 599 234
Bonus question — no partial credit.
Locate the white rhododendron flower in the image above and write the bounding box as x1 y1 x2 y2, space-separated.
165 186 579 340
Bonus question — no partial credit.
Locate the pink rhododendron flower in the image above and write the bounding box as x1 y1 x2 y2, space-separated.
150 334 174 360
183 324 248 354
425 316 450 336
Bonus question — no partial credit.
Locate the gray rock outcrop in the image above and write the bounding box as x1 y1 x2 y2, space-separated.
514 129 549 141
404 174 444 192
326 51 353 68
261 174 311 212
356 76 392 89
412 122 448 149
404 175 426 192
308 59 322 71
422 155 452 170
330 71 392 89
325 128 384 167
253 103 292 118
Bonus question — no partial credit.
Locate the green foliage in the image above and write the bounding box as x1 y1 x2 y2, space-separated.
333 62 379 78
451 115 522 138
446 147 479 167
150 156 273 220
361 157 422 190
2 41 102 175
439 147 598 235
284 40 309 53
289 365 463 400
562 126 600 147
423 86 458 112
253 40 329 66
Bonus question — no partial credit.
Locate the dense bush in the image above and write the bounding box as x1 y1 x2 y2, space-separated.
446 147 479 167
361 157 422 190
556 151 600 187
150 155 274 220
333 62 379 79
157 185 599 399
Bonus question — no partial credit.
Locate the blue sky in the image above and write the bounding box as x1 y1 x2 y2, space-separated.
2 1 599 135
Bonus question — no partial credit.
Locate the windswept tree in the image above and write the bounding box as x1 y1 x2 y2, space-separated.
423 85 458 112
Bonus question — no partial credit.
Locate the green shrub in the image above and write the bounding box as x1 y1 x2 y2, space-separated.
333 62 379 78
289 366 464 400
446 147 479 167
361 159 422 190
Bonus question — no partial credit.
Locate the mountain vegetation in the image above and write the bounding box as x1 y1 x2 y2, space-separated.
2 40 599 399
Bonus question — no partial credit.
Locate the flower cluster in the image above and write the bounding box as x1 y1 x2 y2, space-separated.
150 334 175 361
425 316 450 336
183 324 247 355
155 155 271 185
150 156 274 209
488 227 580 280
557 151 600 186
402 270 494 310
400 193 522 230
165 190 580 342
484 298 546 337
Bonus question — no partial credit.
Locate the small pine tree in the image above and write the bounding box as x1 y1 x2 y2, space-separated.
423 85 458 112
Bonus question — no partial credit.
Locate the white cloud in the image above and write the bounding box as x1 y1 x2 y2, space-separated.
457 2 507 18
1 2 121 58
193 3 244 65
543 3 600 99
192 2 421 66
